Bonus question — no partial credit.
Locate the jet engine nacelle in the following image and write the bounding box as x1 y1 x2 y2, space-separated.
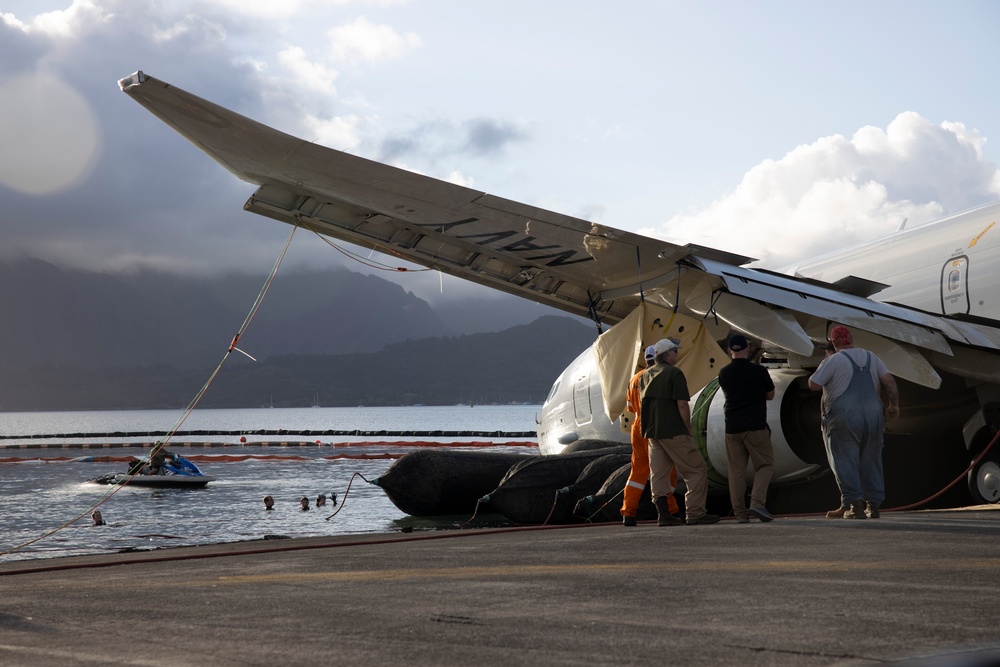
538 345 830 490
691 369 828 490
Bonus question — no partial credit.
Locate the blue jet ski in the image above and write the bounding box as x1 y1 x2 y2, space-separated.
89 453 214 488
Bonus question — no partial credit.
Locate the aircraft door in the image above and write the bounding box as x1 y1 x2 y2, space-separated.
941 256 970 315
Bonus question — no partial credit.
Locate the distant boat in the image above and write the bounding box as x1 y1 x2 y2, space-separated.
312 392 320 408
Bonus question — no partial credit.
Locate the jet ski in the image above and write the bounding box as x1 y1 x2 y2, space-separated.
89 453 214 488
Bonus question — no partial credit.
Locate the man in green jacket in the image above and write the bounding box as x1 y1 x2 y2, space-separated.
639 337 720 526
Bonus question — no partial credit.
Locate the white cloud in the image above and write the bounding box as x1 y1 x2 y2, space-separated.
12 0 111 37
643 113 1000 269
444 171 475 188
1 12 29 31
152 13 227 45
197 0 310 19
327 16 422 64
277 46 339 94
300 111 363 149
195 0 409 20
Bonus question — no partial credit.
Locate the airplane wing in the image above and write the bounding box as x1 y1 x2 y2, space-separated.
118 71 1000 397
117 71 745 327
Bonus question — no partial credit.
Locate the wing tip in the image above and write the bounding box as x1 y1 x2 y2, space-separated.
117 70 148 93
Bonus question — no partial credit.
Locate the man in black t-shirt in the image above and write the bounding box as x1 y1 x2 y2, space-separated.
717 334 776 523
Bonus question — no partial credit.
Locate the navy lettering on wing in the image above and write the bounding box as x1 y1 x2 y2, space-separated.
501 237 559 252
415 219 594 267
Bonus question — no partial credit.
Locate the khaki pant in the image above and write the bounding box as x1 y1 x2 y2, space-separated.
621 432 679 518
648 434 710 521
725 429 774 518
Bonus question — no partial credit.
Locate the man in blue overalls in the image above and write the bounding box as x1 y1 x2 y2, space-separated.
809 326 900 519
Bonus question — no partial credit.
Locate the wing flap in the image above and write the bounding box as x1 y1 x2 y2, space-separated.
692 257 954 356
849 329 941 389
707 293 815 356
245 184 635 319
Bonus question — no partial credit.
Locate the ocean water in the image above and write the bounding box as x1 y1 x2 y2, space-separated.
0 405 540 562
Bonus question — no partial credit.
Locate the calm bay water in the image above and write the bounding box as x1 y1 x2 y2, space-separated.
0 406 540 562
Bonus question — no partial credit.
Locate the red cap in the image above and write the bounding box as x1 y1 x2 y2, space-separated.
830 325 852 346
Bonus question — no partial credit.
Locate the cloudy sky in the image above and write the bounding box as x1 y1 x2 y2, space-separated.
3 0 1000 308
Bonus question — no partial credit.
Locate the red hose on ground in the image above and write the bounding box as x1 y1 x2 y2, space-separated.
0 522 604 577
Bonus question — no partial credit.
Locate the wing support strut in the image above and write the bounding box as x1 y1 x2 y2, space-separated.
587 291 607 336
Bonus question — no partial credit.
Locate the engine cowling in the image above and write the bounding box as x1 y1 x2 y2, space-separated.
691 368 828 489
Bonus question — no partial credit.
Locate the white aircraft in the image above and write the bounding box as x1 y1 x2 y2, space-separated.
119 71 1000 508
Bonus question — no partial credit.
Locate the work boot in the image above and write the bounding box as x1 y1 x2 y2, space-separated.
866 502 880 519
825 504 849 519
622 515 637 527
749 506 774 522
687 513 721 525
653 498 682 526
843 499 867 519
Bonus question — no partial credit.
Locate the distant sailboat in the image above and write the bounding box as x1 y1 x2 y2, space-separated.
312 392 320 408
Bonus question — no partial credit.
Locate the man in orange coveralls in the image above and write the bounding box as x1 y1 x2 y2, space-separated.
621 345 679 526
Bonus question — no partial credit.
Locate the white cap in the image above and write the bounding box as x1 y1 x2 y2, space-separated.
652 337 681 356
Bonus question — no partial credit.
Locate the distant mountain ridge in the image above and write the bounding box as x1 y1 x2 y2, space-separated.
0 258 454 370
0 259 596 409
0 316 594 410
